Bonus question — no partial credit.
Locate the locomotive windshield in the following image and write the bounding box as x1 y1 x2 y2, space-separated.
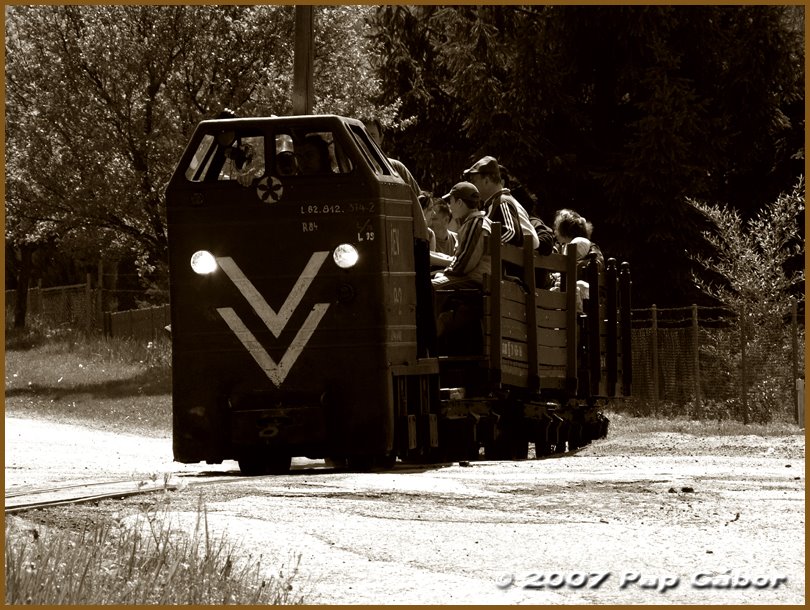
183 126 357 183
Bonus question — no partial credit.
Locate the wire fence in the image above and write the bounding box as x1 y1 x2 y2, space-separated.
6 282 806 425
5 279 165 339
627 303 805 425
5 282 100 330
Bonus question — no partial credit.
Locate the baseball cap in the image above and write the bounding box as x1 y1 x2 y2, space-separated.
441 181 480 206
462 155 501 181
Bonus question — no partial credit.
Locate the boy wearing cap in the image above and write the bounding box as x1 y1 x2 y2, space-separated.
431 181 492 290
463 156 540 250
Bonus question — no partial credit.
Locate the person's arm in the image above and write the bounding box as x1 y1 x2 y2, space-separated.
430 251 454 268
493 200 519 244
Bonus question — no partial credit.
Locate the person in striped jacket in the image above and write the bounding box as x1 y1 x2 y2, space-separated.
462 155 539 250
431 181 492 290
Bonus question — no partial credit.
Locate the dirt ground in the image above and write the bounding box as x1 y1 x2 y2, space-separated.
4 414 805 605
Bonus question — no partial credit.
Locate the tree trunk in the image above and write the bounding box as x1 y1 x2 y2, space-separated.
13 245 34 329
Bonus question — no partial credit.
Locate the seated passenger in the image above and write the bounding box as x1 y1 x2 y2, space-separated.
431 182 491 290
429 201 459 257
276 134 299 176
462 155 539 249
299 134 333 174
551 208 604 311
431 181 491 352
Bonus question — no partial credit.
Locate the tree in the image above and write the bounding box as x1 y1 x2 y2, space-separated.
5 5 386 322
688 177 805 422
690 177 805 327
367 5 805 307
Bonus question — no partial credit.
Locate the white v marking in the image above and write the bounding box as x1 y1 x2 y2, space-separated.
217 304 330 387
216 252 329 338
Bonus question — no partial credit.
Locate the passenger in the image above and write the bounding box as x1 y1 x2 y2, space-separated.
432 182 491 350
553 208 603 270
431 182 491 290
428 201 459 257
427 200 459 269
551 208 604 311
418 190 438 253
462 156 539 250
276 134 299 176
299 134 333 174
529 211 555 256
499 165 555 256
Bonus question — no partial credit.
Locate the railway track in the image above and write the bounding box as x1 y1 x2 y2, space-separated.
4 475 208 514
4 448 583 514
4 458 352 513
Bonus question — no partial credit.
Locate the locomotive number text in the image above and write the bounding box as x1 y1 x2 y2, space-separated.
300 204 343 215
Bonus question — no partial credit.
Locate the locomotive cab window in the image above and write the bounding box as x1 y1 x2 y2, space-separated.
272 130 353 177
348 124 393 177
184 131 265 183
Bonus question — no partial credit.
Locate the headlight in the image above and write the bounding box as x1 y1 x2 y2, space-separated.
190 250 218 274
332 244 359 269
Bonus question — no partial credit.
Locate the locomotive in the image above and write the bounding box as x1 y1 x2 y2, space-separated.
165 114 632 474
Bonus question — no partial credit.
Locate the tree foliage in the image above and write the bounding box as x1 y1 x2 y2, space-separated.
5 5 385 317
688 178 804 424
368 5 804 306
689 177 805 324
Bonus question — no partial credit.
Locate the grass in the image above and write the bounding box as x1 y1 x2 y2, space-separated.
5 496 304 604
605 409 803 438
4 322 306 604
5 325 172 434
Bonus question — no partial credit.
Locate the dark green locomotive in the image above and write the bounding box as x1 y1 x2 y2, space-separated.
165 114 631 474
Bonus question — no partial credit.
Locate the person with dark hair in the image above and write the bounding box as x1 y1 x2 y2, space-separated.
553 208 603 270
299 134 332 174
431 182 491 290
551 208 604 312
462 156 539 250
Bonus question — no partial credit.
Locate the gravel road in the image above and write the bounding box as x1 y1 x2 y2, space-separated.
4 414 805 605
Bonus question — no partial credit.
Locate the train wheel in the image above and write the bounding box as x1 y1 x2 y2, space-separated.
238 452 291 476
485 430 528 460
324 456 348 469
534 440 553 457
346 454 396 472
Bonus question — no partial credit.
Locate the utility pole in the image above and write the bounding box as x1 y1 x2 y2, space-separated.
292 5 314 115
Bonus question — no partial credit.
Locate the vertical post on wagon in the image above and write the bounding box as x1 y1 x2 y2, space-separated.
293 5 314 115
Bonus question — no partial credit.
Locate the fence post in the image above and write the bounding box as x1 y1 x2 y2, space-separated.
96 260 104 329
85 273 93 332
32 279 43 316
792 298 799 426
692 304 701 417
651 304 659 417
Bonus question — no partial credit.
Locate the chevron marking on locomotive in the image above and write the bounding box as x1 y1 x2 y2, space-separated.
215 253 330 386
216 253 329 337
217 304 329 386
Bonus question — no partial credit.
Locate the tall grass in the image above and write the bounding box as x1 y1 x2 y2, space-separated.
5 496 305 604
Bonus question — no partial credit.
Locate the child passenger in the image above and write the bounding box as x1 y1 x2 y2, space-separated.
431 182 491 290
551 208 603 312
